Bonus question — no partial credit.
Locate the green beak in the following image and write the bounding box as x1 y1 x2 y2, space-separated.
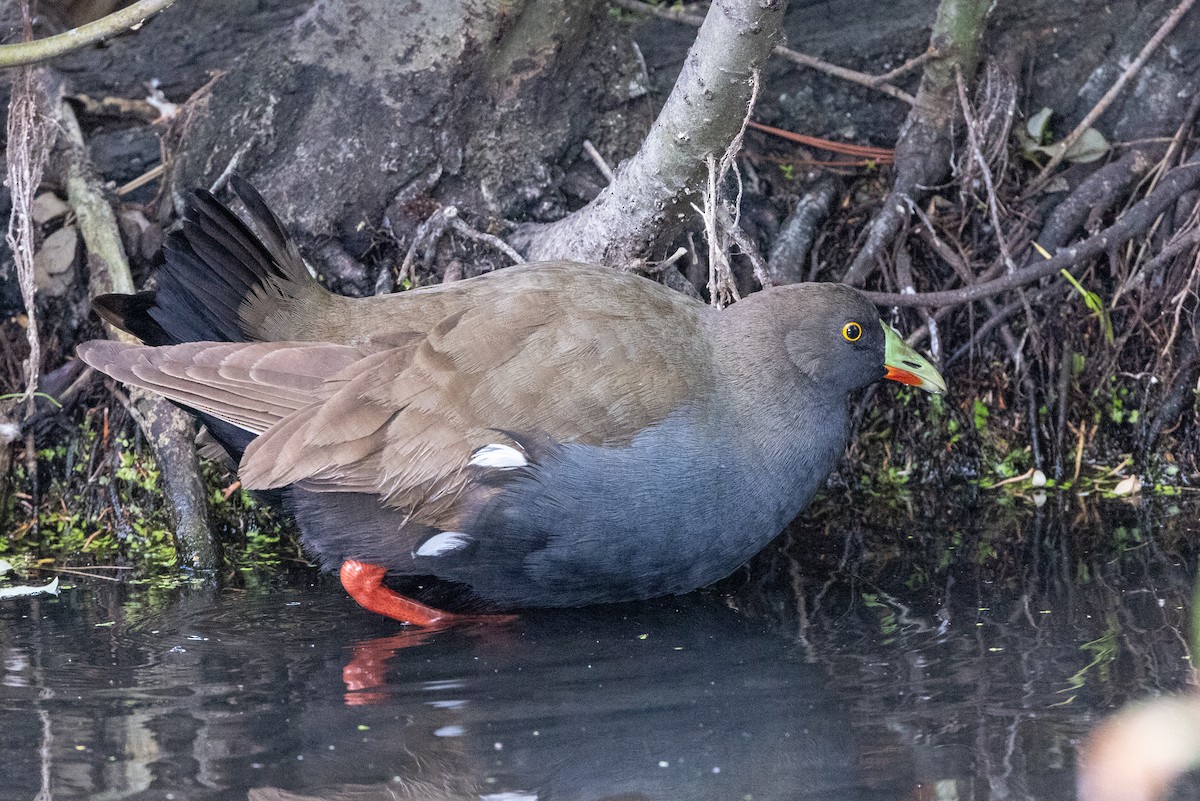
882 322 946 394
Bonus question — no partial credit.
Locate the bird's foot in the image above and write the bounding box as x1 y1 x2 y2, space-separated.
339 559 516 627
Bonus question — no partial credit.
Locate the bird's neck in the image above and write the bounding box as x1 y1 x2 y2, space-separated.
709 308 852 521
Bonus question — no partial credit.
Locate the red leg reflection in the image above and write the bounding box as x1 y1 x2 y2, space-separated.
339 559 519 703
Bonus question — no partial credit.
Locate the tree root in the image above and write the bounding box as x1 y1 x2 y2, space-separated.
1037 146 1166 254
840 0 991 287
765 177 838 286
862 154 1200 308
1140 330 1199 465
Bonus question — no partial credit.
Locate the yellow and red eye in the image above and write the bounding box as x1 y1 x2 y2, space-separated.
842 321 863 342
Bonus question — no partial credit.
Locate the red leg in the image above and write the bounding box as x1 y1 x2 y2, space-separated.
340 559 459 626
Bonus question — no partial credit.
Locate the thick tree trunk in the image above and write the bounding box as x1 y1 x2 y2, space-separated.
167 0 635 290
512 0 787 266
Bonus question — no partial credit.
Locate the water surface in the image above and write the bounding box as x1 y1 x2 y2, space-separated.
3 494 1198 800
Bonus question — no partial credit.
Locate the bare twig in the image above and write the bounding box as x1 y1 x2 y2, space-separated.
393 205 524 292
0 0 176 68
700 154 739 307
747 122 895 163
770 44 915 106
877 47 938 83
582 139 615 184
209 141 251 195
698 70 759 307
895 247 940 359
448 210 525 265
956 69 1013 271
723 206 770 289
116 163 165 196
1028 0 1198 190
611 0 916 104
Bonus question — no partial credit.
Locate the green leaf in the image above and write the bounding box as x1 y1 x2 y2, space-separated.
1027 107 1053 142
1061 270 1114 344
1063 127 1110 163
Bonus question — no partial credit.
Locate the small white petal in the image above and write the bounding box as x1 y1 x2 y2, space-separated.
415 531 470 557
469 443 527 469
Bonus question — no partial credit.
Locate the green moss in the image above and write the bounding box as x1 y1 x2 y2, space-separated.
4 405 302 578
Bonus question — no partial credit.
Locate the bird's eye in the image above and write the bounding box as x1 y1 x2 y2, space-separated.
842 321 863 342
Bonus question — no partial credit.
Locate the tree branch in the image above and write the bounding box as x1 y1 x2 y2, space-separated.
0 0 176 68
57 98 217 572
514 0 785 265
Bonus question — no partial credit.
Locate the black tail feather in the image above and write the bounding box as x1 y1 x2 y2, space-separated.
229 175 311 284
93 291 172 345
91 178 310 347
89 177 315 461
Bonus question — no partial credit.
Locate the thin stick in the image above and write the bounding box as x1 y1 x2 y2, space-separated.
771 45 915 105
611 0 915 105
747 121 895 162
209 142 251 195
700 70 760 307
116 163 164 196
5 58 59 405
0 0 176 68
448 211 525 265
1029 0 1198 189
582 139 615 184
35 566 123 582
876 48 937 83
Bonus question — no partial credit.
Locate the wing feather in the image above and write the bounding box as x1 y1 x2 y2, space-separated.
81 267 715 532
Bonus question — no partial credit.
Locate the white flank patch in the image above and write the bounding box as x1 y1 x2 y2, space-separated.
469 443 527 469
415 531 470 557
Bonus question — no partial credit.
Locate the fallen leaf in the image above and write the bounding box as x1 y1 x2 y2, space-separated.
0 576 59 599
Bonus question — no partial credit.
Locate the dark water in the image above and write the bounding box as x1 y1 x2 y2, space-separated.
3 494 1199 801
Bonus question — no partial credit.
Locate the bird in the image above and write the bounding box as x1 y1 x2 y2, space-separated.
78 177 945 626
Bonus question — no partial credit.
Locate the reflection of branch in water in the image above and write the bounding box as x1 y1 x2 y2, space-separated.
743 494 1200 798
34 708 52 801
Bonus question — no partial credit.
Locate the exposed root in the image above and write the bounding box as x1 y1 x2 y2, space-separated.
5 63 59 405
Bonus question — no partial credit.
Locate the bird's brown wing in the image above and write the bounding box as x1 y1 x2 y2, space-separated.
80 278 712 529
242 282 713 527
